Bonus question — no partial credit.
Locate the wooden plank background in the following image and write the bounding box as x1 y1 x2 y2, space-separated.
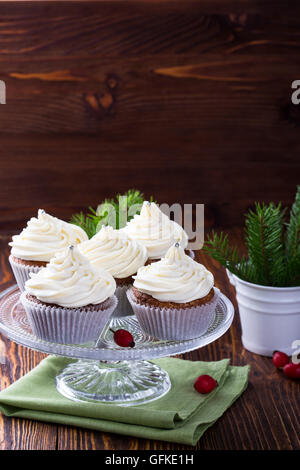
0 1 299 233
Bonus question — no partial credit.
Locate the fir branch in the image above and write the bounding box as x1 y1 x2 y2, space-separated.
245 203 286 286
70 189 155 236
69 212 98 239
92 189 154 230
204 191 300 287
203 232 253 282
285 186 300 285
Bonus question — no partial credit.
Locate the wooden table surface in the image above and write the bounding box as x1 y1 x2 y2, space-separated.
0 229 299 451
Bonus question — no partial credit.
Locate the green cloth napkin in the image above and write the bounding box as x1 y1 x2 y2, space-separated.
0 356 249 446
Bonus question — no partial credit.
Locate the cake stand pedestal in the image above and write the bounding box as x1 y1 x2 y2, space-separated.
56 360 171 405
0 285 234 406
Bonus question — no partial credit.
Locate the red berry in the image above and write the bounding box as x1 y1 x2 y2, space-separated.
111 329 135 348
272 351 290 368
194 375 218 394
283 362 300 379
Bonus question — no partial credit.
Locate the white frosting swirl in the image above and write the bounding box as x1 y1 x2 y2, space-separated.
9 209 88 262
133 244 214 303
25 245 116 307
79 225 148 278
122 202 188 259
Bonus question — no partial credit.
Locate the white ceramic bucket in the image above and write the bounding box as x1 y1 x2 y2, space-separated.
226 269 300 356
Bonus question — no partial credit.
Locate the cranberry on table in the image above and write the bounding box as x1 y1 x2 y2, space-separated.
194 374 218 394
272 351 290 368
283 362 300 379
110 329 135 348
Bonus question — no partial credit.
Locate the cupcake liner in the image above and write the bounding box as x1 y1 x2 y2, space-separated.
20 292 118 344
9 255 42 292
127 287 219 341
113 284 134 318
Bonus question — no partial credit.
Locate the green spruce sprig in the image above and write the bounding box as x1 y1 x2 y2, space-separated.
69 212 98 239
204 186 300 287
203 231 254 282
244 203 286 286
285 186 300 285
70 189 154 238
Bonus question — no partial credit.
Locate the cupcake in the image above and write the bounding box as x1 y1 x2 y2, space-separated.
9 209 88 292
78 225 148 316
21 245 117 344
127 243 219 340
122 201 189 261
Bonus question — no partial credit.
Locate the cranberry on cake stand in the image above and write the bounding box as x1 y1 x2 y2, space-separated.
0 285 234 406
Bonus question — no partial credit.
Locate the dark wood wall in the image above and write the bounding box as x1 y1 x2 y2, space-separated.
0 1 299 234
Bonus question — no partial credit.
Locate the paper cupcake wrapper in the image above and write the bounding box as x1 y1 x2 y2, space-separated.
112 283 134 318
20 292 118 344
127 287 219 341
9 255 42 292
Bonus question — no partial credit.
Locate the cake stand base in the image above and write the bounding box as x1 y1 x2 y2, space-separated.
56 359 171 406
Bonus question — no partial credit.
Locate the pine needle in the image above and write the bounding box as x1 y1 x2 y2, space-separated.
285 186 300 286
245 203 286 286
203 232 254 282
70 189 155 237
69 212 98 239
204 187 300 287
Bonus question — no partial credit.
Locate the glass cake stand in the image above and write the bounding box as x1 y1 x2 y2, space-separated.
0 285 234 406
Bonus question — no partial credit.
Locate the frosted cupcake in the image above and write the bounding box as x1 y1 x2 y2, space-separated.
127 243 219 340
9 209 88 291
79 225 148 316
21 245 117 344
122 201 189 260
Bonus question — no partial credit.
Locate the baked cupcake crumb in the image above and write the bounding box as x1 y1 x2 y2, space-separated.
115 275 134 287
11 256 47 267
131 286 215 309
